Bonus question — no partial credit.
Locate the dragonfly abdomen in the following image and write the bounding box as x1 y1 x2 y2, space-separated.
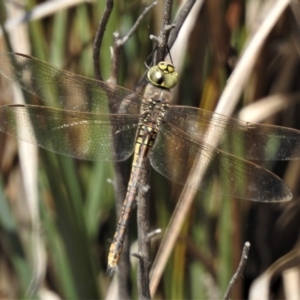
107 125 157 274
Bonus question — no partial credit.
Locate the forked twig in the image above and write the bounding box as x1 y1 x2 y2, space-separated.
110 1 157 82
116 2 157 47
168 0 196 49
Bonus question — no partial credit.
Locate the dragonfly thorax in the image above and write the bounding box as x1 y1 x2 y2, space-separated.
147 61 178 89
139 84 171 131
141 98 169 130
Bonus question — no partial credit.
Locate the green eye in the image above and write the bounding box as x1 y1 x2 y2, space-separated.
147 61 178 89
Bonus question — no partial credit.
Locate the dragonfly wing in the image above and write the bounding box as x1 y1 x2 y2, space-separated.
0 105 139 161
0 53 145 114
150 122 292 202
166 106 300 160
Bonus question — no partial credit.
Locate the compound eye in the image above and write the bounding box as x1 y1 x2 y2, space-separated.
147 62 178 89
148 69 165 85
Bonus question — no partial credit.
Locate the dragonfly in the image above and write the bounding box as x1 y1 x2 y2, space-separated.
0 53 300 273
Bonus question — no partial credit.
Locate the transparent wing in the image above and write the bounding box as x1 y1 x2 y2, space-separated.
166 106 300 160
0 105 139 161
150 122 292 202
0 52 146 114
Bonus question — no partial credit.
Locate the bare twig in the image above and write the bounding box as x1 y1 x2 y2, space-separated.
168 0 196 49
93 0 114 81
131 252 151 300
155 0 174 63
117 2 157 47
223 242 251 300
110 1 157 82
136 168 151 300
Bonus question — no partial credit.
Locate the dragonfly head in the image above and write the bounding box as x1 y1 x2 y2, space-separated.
147 62 178 89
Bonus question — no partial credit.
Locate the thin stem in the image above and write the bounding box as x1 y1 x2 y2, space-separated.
110 1 157 81
155 0 174 63
118 2 157 47
168 0 196 49
137 165 151 300
223 242 251 300
93 0 114 81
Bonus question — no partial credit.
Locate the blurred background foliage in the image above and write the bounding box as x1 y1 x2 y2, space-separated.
0 0 300 299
